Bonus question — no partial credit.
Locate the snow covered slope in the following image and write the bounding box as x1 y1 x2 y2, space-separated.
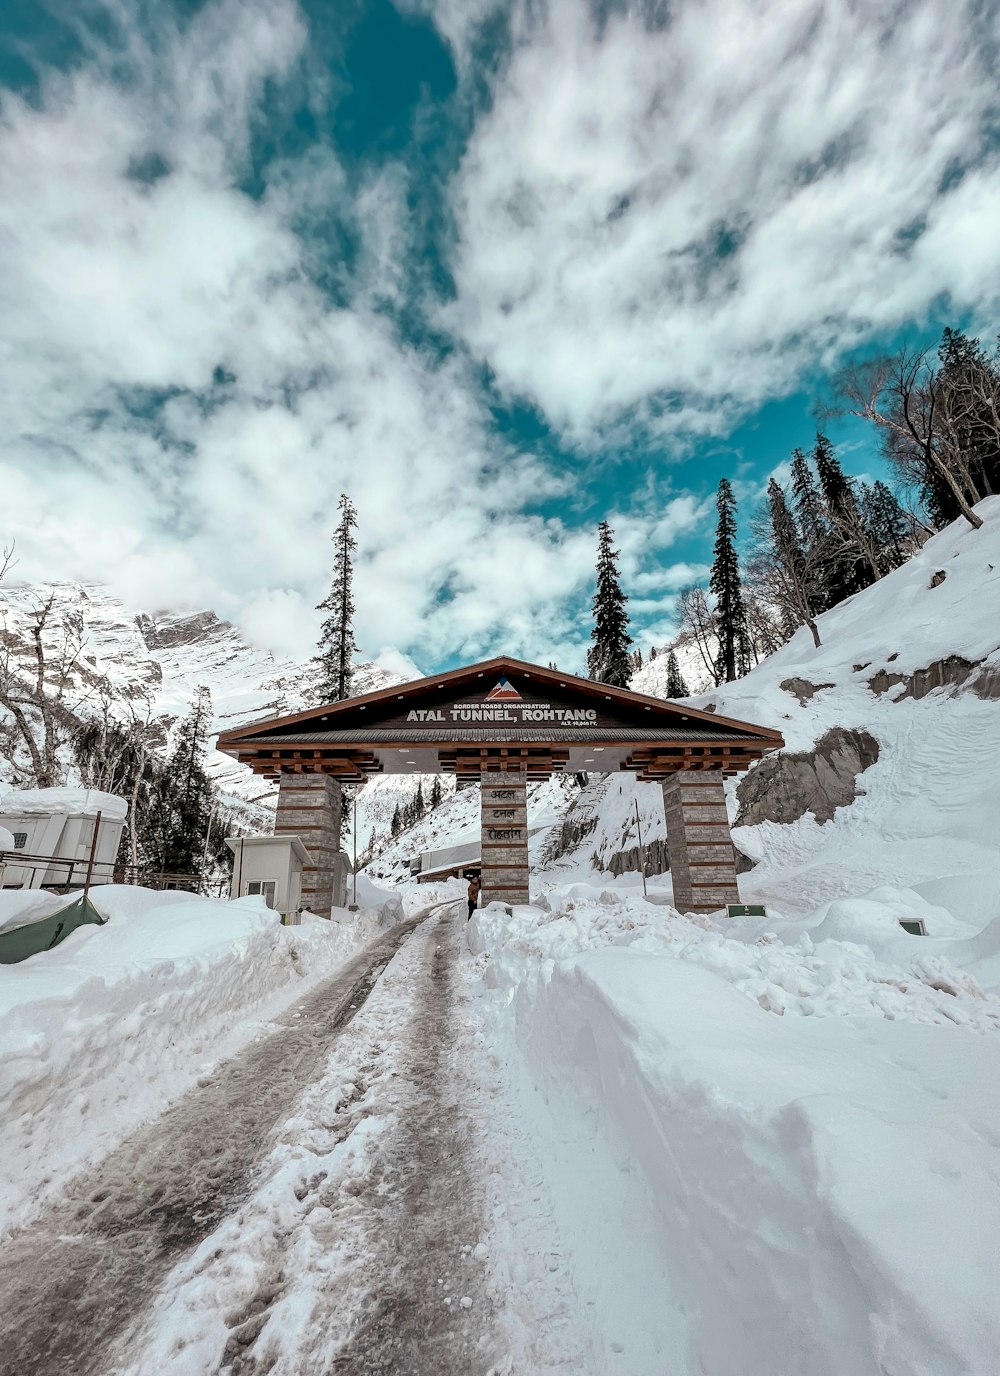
631 629 716 696
698 496 1000 922
468 500 1000 1375
543 500 1000 922
365 775 581 883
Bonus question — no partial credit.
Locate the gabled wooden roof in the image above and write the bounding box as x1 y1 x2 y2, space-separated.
217 654 783 746
216 656 782 782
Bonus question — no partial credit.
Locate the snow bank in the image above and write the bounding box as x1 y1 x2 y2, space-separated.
473 884 999 1029
470 879 1000 1374
348 872 406 917
0 885 401 1234
0 785 128 820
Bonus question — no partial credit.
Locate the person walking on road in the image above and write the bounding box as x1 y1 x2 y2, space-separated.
467 875 480 920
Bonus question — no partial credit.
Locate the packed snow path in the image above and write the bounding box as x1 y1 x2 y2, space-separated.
0 904 487 1376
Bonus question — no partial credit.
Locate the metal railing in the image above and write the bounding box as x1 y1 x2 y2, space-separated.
0 850 228 897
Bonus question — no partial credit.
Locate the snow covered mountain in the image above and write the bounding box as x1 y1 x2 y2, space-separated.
0 581 419 816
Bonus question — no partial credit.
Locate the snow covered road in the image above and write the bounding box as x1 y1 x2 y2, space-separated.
0 908 443 1376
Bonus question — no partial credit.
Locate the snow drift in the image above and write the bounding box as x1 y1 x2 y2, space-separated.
471 882 1000 1374
0 885 400 1235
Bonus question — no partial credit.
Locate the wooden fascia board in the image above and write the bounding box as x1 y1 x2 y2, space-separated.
233 733 776 757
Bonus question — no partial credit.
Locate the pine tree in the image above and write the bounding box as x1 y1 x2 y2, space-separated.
789 443 855 612
874 484 913 569
414 780 425 819
649 645 657 660
813 435 876 598
586 521 633 686
664 650 689 697
430 777 443 808
390 804 401 837
709 479 751 684
790 447 827 552
315 494 358 702
148 687 217 878
860 480 909 572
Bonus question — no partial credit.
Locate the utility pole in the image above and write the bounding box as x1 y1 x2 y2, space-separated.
83 811 102 901
350 793 358 910
634 799 647 898
201 804 216 877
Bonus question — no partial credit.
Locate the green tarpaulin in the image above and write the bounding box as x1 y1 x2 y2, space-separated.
0 895 106 965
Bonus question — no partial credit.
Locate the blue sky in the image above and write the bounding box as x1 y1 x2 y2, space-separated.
1 0 998 674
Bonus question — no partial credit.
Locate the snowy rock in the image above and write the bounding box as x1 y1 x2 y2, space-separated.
734 726 880 827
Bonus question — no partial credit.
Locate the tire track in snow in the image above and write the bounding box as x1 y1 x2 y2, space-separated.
325 906 493 1375
0 910 443 1376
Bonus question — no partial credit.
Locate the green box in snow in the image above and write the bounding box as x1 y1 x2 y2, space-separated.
726 903 768 918
0 894 106 964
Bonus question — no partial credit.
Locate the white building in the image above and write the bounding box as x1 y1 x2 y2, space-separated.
226 834 311 916
225 834 350 916
0 787 127 889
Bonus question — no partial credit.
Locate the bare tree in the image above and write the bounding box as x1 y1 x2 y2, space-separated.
835 349 985 530
0 584 87 786
677 586 717 682
748 481 838 649
72 688 163 868
743 589 784 662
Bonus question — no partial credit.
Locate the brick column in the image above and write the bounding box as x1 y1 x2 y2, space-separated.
274 773 342 917
480 771 529 906
661 771 740 914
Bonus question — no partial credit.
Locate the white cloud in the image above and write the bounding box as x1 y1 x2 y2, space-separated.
10 0 968 673
447 0 1000 439
0 0 662 670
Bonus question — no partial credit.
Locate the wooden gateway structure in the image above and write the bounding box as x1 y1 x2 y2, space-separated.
216 656 783 915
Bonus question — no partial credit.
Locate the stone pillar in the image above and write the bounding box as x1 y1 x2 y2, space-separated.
274 773 342 917
480 771 529 906
661 771 740 914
